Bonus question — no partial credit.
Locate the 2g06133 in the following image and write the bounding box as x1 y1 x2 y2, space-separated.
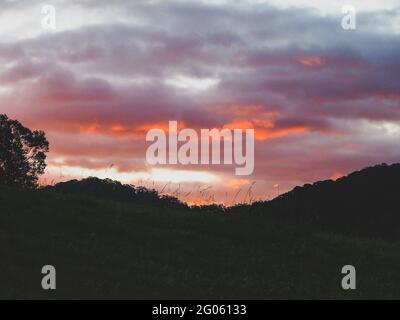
196 305 247 316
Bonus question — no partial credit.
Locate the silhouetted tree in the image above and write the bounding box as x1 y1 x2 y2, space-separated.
0 114 49 188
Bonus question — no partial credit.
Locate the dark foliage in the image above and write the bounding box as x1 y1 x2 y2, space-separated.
2 182 400 299
191 204 227 214
47 163 400 239
243 163 400 239
44 177 188 209
0 114 49 188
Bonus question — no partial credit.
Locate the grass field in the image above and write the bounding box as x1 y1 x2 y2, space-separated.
1 185 400 299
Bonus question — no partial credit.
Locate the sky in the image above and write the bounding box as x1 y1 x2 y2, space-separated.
0 0 399 205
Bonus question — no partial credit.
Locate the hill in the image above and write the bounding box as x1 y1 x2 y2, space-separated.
1 163 400 298
44 177 187 209
245 163 400 239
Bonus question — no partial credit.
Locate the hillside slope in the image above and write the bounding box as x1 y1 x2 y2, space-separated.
249 163 400 239
1 185 400 299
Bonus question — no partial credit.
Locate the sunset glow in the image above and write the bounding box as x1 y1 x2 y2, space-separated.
1 0 400 205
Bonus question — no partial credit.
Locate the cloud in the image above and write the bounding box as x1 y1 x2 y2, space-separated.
0 0 399 203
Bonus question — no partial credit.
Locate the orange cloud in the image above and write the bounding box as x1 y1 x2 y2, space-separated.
225 178 250 189
223 119 311 141
85 123 100 134
331 172 344 180
298 56 326 67
76 122 187 139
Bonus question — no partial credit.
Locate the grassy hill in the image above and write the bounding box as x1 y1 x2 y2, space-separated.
251 163 400 239
1 184 400 299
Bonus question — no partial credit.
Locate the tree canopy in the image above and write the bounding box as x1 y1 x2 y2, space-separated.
0 114 49 188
